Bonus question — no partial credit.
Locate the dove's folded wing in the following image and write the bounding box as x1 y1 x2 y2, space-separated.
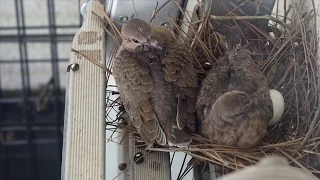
161 43 198 131
113 52 166 146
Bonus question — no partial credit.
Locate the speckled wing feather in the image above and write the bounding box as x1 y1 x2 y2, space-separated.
163 45 198 131
113 48 166 146
152 27 198 131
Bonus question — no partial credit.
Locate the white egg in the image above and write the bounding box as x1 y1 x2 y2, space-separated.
268 89 285 126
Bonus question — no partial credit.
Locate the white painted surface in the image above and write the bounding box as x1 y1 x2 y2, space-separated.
61 1 106 179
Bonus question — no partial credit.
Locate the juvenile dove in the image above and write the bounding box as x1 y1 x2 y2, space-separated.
196 25 273 149
113 18 198 147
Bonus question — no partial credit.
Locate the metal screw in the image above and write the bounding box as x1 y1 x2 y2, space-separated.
119 15 129 23
118 117 128 126
111 91 119 95
133 152 144 164
118 104 125 111
118 163 127 171
67 63 79 72
160 22 170 28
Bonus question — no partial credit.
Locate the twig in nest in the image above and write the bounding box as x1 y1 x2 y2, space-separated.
91 12 117 39
301 93 320 145
131 0 137 18
150 1 158 24
210 15 287 27
71 48 112 75
94 0 122 45
150 0 171 23
91 11 120 41
90 11 121 31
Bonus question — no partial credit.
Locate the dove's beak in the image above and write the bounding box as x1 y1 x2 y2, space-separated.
145 39 163 50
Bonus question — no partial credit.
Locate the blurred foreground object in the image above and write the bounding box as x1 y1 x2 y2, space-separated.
217 155 318 180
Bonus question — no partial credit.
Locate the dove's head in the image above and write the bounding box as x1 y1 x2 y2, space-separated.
121 18 163 52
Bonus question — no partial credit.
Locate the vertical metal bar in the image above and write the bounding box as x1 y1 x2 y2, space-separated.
47 0 61 94
18 2 31 94
20 0 37 177
0 40 7 180
0 63 2 92
47 0 63 177
15 0 37 179
78 0 83 26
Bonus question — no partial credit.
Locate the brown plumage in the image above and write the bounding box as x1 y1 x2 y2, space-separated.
113 18 198 147
196 25 273 149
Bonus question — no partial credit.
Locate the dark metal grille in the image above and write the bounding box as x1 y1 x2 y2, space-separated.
0 0 82 179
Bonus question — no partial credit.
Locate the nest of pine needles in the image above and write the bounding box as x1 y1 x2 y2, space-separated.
90 0 320 177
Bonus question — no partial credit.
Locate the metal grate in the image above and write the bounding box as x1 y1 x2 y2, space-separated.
0 0 82 180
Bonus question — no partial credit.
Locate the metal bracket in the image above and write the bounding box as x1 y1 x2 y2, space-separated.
61 1 106 180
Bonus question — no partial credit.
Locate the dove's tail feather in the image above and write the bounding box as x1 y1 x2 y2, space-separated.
176 98 187 130
186 112 196 132
168 127 192 148
139 129 155 147
139 126 166 147
176 94 197 132
155 124 167 146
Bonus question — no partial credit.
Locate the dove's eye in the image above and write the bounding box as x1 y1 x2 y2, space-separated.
132 38 139 43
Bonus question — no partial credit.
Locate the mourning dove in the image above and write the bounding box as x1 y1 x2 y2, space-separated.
113 18 198 147
196 25 274 149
